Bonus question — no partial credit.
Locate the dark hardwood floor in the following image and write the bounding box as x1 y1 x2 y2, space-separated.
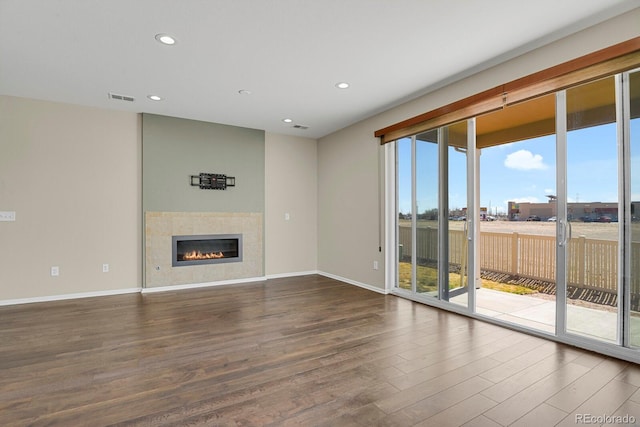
1 274 639 426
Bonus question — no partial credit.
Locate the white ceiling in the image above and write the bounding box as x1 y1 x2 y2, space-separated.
1 1 638 139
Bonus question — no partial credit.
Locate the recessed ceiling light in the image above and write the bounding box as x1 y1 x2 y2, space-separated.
282 118 293 123
155 34 176 45
238 89 252 95
147 95 163 101
335 82 350 89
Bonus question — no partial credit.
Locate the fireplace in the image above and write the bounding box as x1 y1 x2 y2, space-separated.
172 234 243 267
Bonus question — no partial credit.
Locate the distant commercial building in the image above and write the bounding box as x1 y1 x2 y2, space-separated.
507 196 633 222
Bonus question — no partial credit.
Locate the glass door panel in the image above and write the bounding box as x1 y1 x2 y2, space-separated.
628 69 640 347
397 137 414 292
446 121 469 307
474 94 557 333
415 130 439 297
565 76 619 343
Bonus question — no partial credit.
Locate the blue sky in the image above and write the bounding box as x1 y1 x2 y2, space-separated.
398 119 640 215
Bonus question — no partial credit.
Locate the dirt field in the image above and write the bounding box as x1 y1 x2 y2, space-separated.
467 220 621 241
401 219 629 241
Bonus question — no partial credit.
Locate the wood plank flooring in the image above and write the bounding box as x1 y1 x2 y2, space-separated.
1 274 639 426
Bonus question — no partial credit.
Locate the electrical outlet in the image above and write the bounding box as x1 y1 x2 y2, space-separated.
373 261 379 270
51 266 59 277
102 264 109 273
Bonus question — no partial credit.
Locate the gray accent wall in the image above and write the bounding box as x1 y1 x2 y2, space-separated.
142 114 265 213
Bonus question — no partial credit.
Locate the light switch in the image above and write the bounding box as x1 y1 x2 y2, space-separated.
0 211 16 221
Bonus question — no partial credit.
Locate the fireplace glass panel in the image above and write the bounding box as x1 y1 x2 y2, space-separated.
172 234 243 266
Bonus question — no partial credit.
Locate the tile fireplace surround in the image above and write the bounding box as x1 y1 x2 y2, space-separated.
145 212 263 288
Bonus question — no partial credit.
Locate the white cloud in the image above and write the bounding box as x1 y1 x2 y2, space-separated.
544 188 555 194
504 149 548 170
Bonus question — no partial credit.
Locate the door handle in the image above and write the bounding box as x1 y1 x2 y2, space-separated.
559 220 571 247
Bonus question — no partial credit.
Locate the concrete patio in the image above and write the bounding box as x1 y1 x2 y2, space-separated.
452 288 640 344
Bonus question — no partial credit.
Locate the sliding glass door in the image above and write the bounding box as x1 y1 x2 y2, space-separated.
561 76 620 343
395 121 469 307
391 67 640 359
475 93 557 333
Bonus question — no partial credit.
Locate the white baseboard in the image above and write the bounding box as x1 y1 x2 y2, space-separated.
317 271 389 295
0 287 142 307
265 270 319 279
0 272 385 306
140 276 267 294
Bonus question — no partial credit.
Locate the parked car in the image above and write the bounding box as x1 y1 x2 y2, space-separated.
597 216 612 223
526 215 541 221
547 216 556 222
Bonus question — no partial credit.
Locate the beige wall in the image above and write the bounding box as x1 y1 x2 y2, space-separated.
265 133 318 276
317 9 640 291
0 96 141 300
317 122 385 287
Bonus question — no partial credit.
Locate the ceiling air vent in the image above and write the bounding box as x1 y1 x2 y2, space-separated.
108 92 135 102
292 124 309 130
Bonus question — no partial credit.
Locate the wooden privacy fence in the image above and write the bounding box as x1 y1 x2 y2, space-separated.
398 226 640 295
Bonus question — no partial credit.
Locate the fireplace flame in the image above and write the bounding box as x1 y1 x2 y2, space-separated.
183 250 225 260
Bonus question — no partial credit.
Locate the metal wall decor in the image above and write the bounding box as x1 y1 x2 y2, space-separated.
190 173 236 190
